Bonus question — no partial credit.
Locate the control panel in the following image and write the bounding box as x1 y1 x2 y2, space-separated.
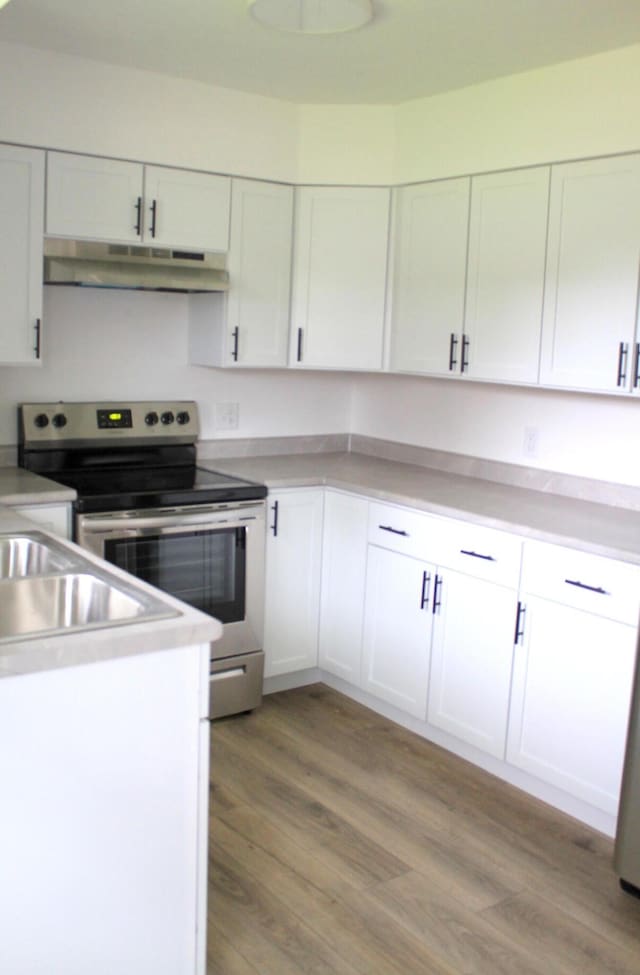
19 401 200 444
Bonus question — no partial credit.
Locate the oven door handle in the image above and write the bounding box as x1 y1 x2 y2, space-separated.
78 510 261 533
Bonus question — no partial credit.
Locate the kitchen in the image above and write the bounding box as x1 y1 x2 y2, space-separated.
2 1 640 972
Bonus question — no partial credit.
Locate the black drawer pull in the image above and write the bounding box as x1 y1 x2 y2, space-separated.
296 327 303 362
448 333 458 371
149 198 157 238
231 326 239 362
461 334 470 373
270 500 279 537
379 524 409 537
134 196 142 236
564 578 608 595
432 574 442 614
460 549 495 562
33 318 41 359
514 601 526 645
617 341 628 387
420 571 431 610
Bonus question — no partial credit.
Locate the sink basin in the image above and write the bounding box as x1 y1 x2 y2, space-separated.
0 573 176 642
0 535 74 579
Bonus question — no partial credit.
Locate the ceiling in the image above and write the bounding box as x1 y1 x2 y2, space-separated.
1 0 640 105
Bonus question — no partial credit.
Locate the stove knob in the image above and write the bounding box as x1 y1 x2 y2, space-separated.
145 411 159 426
176 410 190 426
161 411 175 425
34 413 49 429
52 412 67 429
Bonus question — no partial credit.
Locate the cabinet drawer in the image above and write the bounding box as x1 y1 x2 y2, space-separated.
368 501 442 560
521 541 640 624
434 518 523 588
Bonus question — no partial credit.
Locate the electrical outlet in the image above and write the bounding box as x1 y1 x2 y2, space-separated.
214 402 239 430
523 426 539 458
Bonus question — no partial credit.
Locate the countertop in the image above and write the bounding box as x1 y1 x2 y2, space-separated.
0 506 221 679
0 466 76 505
199 451 640 565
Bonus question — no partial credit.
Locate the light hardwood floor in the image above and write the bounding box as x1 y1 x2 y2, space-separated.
207 684 640 975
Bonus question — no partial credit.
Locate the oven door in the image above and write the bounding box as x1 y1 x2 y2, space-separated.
76 501 265 660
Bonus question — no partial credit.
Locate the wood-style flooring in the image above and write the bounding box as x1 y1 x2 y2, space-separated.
207 684 640 975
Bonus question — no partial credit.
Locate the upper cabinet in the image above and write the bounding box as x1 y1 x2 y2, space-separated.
390 178 469 376
46 151 230 251
0 145 44 365
540 154 640 393
463 167 549 384
189 178 293 368
290 186 390 370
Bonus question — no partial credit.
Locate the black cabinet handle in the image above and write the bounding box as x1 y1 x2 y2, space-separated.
461 334 470 374
33 319 41 359
617 341 628 387
448 333 458 371
432 574 442 615
420 571 431 610
460 549 496 562
134 196 142 236
379 524 409 537
231 326 239 362
270 500 279 537
634 343 640 389
149 199 157 238
514 601 526 645
296 327 303 362
564 578 608 595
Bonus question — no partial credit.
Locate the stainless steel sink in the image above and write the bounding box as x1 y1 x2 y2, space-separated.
0 572 176 641
0 535 74 578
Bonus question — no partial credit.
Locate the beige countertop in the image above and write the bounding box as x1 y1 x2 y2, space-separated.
0 507 221 679
200 451 640 565
0 466 76 505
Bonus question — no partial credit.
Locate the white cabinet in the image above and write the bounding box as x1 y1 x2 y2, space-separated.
389 178 469 376
46 151 230 251
427 570 519 759
189 178 293 368
318 490 368 683
263 489 324 678
507 541 640 814
290 185 390 370
0 644 210 975
463 167 549 384
10 501 71 539
540 154 640 393
0 144 44 365
362 544 434 719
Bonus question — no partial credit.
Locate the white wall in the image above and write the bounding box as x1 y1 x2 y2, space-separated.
351 373 640 488
0 288 352 445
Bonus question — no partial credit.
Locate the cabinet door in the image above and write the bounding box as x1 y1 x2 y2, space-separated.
318 491 368 684
11 502 71 539
428 571 518 759
362 545 434 719
390 178 469 376
506 596 636 814
291 186 390 370
46 151 143 243
263 490 324 678
226 178 293 367
540 154 640 392
0 145 44 364
144 166 230 251
464 167 549 384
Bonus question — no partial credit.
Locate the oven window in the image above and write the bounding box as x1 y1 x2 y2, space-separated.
104 526 246 623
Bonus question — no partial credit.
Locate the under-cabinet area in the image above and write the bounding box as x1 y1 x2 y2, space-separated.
254 479 640 837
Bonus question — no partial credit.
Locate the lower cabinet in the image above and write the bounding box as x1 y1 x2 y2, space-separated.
10 501 72 538
263 488 324 678
362 545 435 719
318 490 368 683
428 570 519 759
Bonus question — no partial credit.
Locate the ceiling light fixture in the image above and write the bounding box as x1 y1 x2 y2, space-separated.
249 0 374 35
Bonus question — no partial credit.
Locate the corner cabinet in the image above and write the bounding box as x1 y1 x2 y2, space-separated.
540 154 640 393
263 489 324 678
0 145 44 365
290 185 390 370
46 151 230 251
189 178 293 368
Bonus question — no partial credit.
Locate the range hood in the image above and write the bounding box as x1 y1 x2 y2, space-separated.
43 238 229 293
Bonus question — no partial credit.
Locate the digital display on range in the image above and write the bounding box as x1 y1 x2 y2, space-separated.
97 408 133 429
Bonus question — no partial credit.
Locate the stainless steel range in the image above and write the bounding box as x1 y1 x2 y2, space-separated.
18 400 267 719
